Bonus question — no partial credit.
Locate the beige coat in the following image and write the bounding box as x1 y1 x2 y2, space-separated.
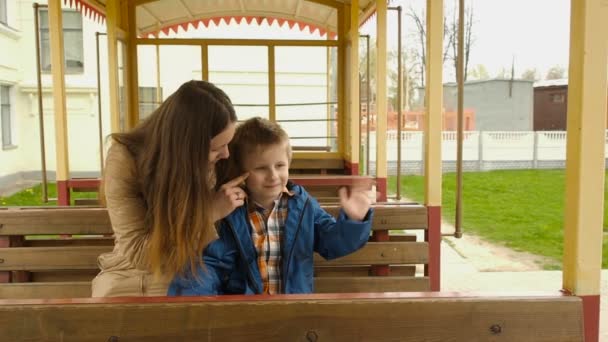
91 143 170 297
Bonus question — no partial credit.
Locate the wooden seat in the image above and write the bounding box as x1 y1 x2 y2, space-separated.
0 293 584 341
0 203 429 298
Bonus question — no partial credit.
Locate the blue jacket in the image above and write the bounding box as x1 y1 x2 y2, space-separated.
168 182 373 295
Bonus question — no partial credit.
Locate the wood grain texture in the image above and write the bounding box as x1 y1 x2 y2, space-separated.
0 246 109 271
0 208 112 235
0 275 430 299
314 242 428 266
0 242 426 271
0 295 583 341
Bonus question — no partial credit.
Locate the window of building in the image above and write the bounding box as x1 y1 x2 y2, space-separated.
39 9 84 73
0 0 7 26
1 85 14 148
139 87 162 120
551 93 565 104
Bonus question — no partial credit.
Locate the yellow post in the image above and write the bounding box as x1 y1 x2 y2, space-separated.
48 0 70 205
375 0 387 199
424 0 443 291
563 1 607 340
348 1 360 175
106 0 123 133
369 0 389 278
337 5 346 157
268 46 276 121
126 1 140 129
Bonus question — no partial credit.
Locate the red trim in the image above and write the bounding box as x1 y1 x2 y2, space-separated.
580 295 600 342
0 290 571 306
143 16 337 39
376 177 387 201
67 178 101 190
344 161 359 175
63 0 105 24
0 237 8 283
425 206 441 291
56 180 70 206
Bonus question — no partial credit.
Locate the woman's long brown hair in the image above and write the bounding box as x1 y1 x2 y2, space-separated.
107 80 236 278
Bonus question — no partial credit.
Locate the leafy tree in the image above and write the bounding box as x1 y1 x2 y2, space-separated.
545 65 566 80
407 1 475 86
521 68 540 81
467 64 489 80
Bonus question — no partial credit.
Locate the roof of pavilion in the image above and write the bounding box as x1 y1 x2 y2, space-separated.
65 0 378 38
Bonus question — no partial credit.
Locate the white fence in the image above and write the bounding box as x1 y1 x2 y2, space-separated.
364 130 608 175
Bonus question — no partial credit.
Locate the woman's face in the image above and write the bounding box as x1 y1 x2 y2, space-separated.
208 122 236 165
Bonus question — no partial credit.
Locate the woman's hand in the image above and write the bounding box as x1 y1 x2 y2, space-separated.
338 179 373 221
212 173 249 222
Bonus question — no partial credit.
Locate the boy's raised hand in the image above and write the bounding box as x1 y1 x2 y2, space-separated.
338 179 373 221
212 173 249 222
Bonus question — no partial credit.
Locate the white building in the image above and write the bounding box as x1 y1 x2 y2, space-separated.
0 0 334 191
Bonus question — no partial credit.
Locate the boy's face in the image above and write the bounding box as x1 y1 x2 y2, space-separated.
242 142 290 206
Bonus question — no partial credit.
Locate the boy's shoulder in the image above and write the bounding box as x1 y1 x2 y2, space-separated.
286 181 308 197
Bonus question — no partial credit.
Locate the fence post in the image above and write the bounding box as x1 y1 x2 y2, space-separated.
477 131 483 171
533 131 539 169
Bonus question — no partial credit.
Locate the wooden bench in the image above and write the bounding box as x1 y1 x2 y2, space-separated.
66 175 377 205
0 203 430 299
0 292 584 341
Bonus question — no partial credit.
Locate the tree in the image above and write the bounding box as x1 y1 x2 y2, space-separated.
407 1 475 86
495 67 511 79
545 65 566 80
467 64 489 80
359 38 419 111
521 68 540 81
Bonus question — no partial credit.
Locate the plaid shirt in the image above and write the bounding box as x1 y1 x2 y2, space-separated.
248 190 292 294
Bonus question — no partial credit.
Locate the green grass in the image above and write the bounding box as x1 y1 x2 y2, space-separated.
0 183 98 207
388 169 608 269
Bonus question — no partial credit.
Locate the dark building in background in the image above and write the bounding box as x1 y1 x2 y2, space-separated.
533 79 608 131
533 79 568 130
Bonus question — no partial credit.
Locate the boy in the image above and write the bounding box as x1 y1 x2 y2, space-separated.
168 117 373 295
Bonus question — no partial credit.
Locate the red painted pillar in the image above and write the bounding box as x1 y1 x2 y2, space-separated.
371 177 389 276
344 161 359 175
57 180 70 206
425 206 441 291
580 295 600 342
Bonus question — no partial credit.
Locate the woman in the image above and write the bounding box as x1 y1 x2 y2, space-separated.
92 80 248 297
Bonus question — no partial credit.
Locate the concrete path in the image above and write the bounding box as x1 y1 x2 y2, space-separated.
440 237 608 341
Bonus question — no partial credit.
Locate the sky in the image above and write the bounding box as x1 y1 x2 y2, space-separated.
154 0 572 83
360 0 571 81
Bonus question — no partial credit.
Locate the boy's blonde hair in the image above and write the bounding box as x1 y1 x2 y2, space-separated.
215 117 291 188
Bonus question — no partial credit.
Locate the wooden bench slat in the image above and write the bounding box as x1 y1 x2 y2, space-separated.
31 270 100 282
1 242 427 271
324 205 428 230
314 242 428 266
0 281 91 299
25 238 114 248
290 158 344 170
0 295 583 341
0 204 427 235
0 209 112 235
0 275 430 299
315 265 415 277
0 246 109 271
315 276 430 293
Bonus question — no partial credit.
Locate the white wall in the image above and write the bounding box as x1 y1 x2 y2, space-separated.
1 3 334 186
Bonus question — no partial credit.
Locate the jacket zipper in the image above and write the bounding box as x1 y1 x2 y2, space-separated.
226 220 263 294
283 197 309 291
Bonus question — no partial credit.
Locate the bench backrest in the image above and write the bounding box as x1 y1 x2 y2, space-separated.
0 293 584 342
0 204 429 298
